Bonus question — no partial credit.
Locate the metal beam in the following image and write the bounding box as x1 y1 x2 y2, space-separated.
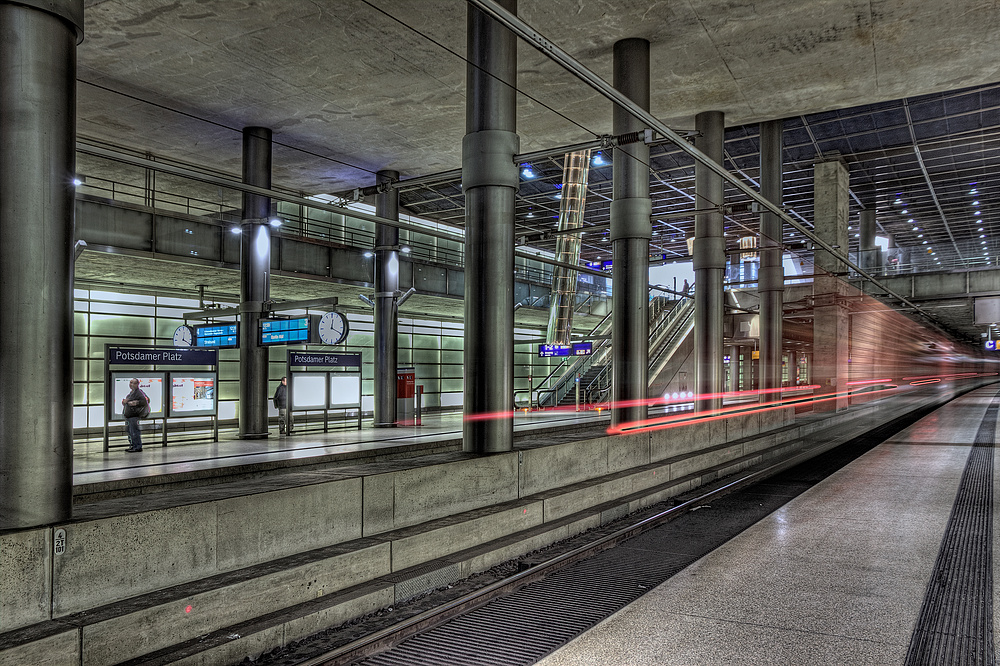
902 99 964 261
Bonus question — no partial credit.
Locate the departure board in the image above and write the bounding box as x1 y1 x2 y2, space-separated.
195 323 238 348
261 317 313 345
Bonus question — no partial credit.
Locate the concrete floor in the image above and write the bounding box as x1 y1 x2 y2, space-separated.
535 386 998 665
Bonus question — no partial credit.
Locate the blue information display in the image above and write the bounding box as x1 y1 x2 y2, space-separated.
987 340 997 351
195 323 238 348
261 317 313 345
538 342 593 358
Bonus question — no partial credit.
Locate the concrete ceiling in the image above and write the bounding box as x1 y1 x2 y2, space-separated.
73 0 1000 344
78 0 1000 193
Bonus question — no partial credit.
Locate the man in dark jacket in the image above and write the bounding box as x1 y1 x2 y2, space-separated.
122 378 149 452
273 376 292 434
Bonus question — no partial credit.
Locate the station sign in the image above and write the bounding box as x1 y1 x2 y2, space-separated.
986 340 997 351
538 342 593 358
109 347 217 366
289 351 362 368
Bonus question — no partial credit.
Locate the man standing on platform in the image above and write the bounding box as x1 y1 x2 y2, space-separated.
273 376 293 435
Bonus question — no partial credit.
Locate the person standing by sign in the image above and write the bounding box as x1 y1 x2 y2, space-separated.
122 378 149 452
273 376 293 434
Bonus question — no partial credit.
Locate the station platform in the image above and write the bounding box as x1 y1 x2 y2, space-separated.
535 384 1000 665
70 408 622 500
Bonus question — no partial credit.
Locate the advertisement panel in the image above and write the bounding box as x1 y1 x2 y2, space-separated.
169 372 218 417
109 372 165 421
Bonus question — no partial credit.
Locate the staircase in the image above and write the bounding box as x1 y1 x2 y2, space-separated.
556 364 607 407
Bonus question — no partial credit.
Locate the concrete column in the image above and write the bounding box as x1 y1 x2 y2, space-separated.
239 127 272 438
858 209 878 271
0 0 82 529
610 38 651 427
374 170 399 427
693 111 726 412
758 120 784 396
812 159 851 412
462 0 518 453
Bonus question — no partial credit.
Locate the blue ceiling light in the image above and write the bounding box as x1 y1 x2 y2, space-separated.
592 152 607 166
973 200 980 205
520 165 535 179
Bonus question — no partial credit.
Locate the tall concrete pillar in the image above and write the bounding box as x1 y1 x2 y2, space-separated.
239 127 272 439
758 120 784 396
374 170 399 427
693 111 726 412
812 159 851 412
0 0 83 529
462 0 518 453
858 209 878 271
610 38 651 427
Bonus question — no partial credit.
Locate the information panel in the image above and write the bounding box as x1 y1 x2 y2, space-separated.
291 372 327 410
195 323 238 348
538 342 593 358
261 317 313 345
169 372 217 417
109 372 165 421
538 344 571 358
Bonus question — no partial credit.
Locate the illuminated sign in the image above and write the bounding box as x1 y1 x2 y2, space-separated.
195 323 238 348
289 351 361 367
169 372 217 417
110 372 165 421
110 347 217 366
986 340 997 351
261 317 314 345
538 342 593 358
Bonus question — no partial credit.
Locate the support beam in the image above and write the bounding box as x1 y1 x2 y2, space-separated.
462 0 518 453
374 170 400 427
759 119 784 395
859 209 879 271
812 159 851 412
238 127 272 439
610 38 651 427
693 111 726 412
0 0 83 529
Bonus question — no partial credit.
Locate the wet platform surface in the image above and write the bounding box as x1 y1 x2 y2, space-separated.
534 385 1000 665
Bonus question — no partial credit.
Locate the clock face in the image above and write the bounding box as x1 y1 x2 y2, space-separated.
318 312 349 345
173 325 194 347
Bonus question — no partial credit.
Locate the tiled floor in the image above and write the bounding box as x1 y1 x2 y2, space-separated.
535 386 999 665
